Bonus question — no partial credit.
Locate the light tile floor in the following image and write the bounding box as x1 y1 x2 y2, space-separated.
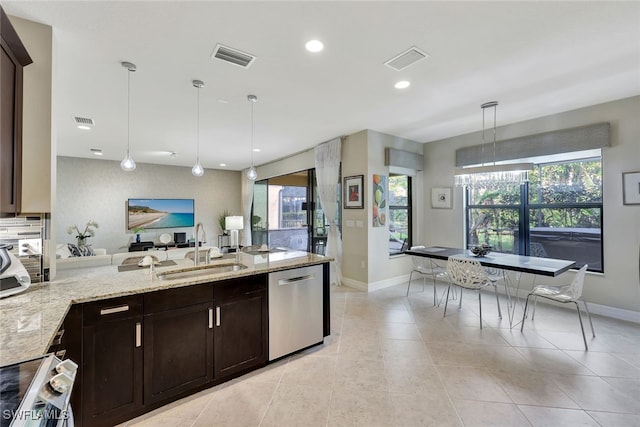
121 283 640 426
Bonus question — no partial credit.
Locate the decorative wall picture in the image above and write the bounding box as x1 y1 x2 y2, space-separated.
622 171 640 205
431 187 452 209
372 174 387 227
344 175 364 209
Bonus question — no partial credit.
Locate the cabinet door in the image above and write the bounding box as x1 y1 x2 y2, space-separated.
0 45 19 215
214 290 267 379
82 316 143 427
143 302 214 405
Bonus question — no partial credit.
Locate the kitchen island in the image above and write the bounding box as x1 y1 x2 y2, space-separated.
0 249 331 427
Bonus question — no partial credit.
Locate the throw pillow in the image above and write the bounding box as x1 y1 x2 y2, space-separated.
68 243 95 257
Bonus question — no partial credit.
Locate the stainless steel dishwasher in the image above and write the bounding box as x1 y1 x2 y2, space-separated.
268 264 324 361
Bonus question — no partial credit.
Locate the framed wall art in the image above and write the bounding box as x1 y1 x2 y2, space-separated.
431 187 452 209
623 171 640 205
344 175 364 209
372 174 387 227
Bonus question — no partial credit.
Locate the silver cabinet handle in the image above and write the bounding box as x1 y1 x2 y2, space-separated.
208 308 213 329
135 322 142 348
215 306 220 327
52 329 65 345
100 305 129 315
278 275 314 285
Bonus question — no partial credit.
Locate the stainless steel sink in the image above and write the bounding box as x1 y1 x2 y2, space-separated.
156 263 248 281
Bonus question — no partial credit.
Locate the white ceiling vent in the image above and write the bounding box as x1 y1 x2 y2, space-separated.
73 116 95 126
384 46 429 71
211 44 256 68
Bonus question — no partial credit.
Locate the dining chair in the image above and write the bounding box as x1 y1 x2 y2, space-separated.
406 246 447 305
520 264 595 350
443 255 502 329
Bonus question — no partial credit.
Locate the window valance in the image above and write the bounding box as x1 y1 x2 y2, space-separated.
455 122 610 167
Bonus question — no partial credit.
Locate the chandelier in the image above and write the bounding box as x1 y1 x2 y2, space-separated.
454 101 533 189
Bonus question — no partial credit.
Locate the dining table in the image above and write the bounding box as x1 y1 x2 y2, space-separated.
404 246 577 327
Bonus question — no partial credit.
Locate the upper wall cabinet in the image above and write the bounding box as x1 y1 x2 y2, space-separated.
0 6 32 217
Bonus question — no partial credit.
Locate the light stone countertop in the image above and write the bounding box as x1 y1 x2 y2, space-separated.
0 250 331 366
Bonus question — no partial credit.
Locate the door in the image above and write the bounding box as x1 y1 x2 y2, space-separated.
214 290 267 379
251 169 337 254
143 302 214 404
82 316 142 427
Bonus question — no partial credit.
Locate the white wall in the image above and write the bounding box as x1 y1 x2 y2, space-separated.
422 96 640 315
56 157 241 256
341 130 423 290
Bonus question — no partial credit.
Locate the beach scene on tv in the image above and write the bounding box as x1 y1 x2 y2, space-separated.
127 199 195 230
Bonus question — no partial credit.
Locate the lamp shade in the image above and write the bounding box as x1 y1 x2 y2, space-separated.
225 216 244 231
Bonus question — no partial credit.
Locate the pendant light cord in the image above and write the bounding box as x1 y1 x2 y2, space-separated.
492 103 497 166
127 68 131 156
250 99 254 167
196 85 200 162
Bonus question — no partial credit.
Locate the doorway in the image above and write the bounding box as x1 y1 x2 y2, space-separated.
251 169 336 255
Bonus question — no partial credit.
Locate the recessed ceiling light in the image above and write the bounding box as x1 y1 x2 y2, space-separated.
219 163 227 167
305 39 324 53
394 80 411 89
252 148 261 152
90 148 103 156
77 125 91 130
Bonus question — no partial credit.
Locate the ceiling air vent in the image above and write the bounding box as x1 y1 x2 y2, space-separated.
384 46 429 71
211 44 256 68
73 116 95 126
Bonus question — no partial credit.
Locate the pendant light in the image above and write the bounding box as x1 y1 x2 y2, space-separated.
120 61 137 171
246 94 258 181
454 101 533 189
192 80 205 177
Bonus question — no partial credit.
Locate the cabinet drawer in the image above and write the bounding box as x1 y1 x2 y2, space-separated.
144 284 213 314
83 295 143 326
214 274 267 300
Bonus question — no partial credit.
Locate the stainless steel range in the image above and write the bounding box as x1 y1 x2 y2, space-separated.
0 354 77 427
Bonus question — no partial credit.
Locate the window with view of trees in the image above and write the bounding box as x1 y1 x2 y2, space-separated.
466 155 603 272
389 175 412 255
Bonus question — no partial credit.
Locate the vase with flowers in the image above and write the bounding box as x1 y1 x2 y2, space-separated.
67 220 99 247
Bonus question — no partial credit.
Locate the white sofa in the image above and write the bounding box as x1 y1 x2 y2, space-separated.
56 245 111 270
56 245 210 270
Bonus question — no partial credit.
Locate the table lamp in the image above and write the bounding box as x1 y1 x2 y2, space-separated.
225 216 244 254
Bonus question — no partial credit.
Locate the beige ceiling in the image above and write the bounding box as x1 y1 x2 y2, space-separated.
4 1 640 172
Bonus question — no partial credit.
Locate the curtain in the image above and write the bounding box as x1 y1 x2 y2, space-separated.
314 138 343 286
240 169 255 246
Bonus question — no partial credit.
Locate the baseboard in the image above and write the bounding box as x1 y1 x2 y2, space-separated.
342 275 640 324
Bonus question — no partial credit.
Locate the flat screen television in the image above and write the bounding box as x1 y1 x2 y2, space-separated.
127 198 195 230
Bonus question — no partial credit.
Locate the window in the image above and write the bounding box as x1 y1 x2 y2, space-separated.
388 175 412 255
465 155 603 272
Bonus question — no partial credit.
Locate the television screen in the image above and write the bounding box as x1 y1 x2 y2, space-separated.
127 198 195 230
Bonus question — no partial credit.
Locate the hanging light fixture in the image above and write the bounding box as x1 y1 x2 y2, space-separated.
120 61 137 172
454 101 533 188
246 94 258 181
191 79 205 177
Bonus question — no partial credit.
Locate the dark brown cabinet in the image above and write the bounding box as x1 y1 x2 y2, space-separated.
143 285 214 405
81 295 143 427
0 7 32 216
61 267 317 426
214 276 268 379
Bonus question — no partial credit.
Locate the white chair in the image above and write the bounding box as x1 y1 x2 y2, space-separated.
521 264 595 350
443 256 502 329
406 246 447 305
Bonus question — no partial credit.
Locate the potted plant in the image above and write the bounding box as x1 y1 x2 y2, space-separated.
67 220 99 247
217 209 231 235
131 226 145 243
